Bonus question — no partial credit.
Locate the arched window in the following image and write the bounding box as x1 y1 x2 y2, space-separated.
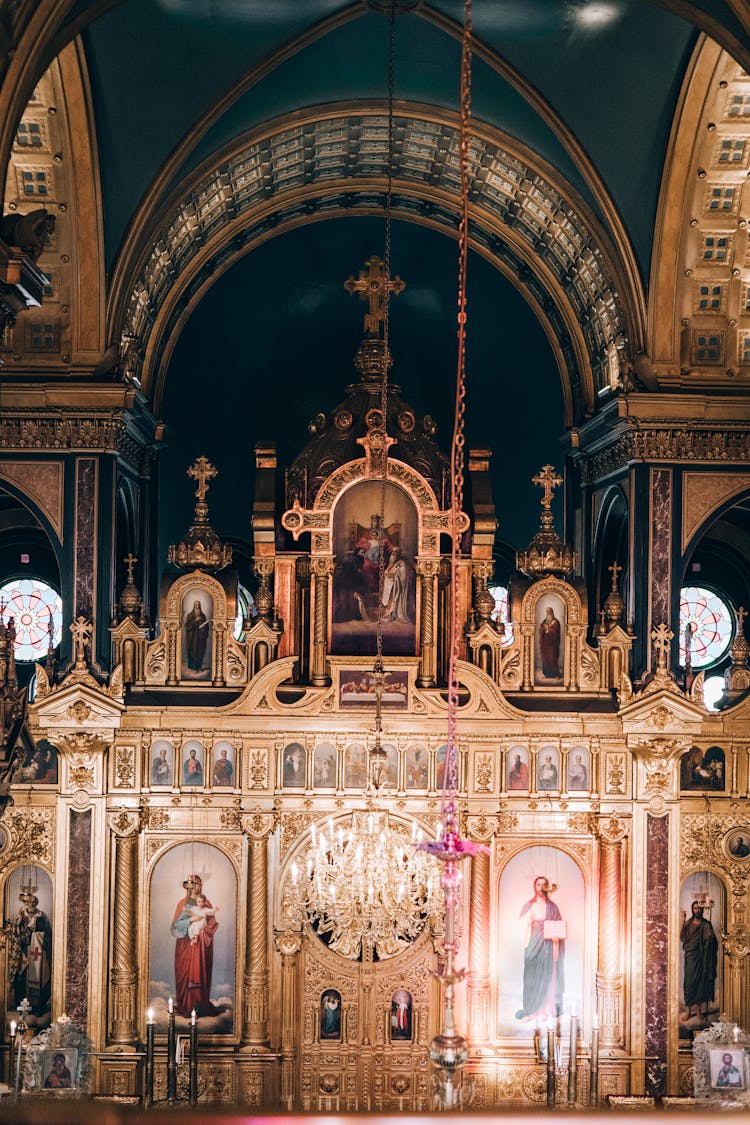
0 578 62 662
679 586 733 668
487 584 515 647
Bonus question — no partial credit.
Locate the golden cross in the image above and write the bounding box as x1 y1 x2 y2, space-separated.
609 560 622 590
187 456 217 503
651 622 673 666
123 554 137 585
532 464 563 511
738 606 747 634
70 616 92 664
344 255 405 336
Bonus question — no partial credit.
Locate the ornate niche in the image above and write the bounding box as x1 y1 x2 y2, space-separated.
142 570 235 688
500 575 604 695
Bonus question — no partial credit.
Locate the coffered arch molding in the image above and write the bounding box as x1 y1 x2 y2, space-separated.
112 106 643 427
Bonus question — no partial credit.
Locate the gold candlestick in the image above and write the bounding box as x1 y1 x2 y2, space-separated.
145 1008 155 1108
546 1019 556 1106
166 997 176 1105
567 1012 578 1105
189 1009 198 1106
591 1011 600 1107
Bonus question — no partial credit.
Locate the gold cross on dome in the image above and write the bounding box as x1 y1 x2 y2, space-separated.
187 456 217 502
123 554 137 585
609 560 622 589
344 255 405 336
532 464 563 511
738 606 748 633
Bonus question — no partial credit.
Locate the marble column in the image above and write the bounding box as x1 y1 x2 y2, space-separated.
644 812 669 1099
596 815 627 1047
648 468 672 672
310 558 334 688
66 807 92 1028
241 812 275 1047
416 559 439 689
275 930 302 1110
467 834 492 1042
108 810 140 1045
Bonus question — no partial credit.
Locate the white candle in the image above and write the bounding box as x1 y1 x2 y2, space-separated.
146 1008 155 1025
592 1010 599 1030
191 1009 196 1026
9 1021 16 1038
168 996 174 1015
734 1025 741 1043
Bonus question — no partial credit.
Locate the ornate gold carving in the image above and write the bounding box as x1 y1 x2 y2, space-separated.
598 814 630 844
107 809 139 837
605 752 626 795
248 749 268 789
242 808 276 840
496 812 519 833
67 700 91 723
465 814 496 841
114 745 135 789
567 812 595 834
220 804 243 831
142 806 169 831
3 807 54 871
473 752 494 794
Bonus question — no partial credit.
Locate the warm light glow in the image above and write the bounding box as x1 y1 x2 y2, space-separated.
573 2 620 29
284 811 441 960
168 996 174 1015
146 1007 154 1025
9 1021 16 1038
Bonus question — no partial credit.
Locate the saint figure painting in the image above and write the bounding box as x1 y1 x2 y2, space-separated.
534 594 565 686
181 590 212 680
149 842 235 1033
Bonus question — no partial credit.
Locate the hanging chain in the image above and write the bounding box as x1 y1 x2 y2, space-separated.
370 0 397 778
442 0 472 831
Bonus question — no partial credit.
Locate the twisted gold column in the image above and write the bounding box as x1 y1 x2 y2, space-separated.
242 812 275 1047
310 558 334 687
596 815 628 1047
108 811 140 1045
416 559 439 688
467 838 492 1042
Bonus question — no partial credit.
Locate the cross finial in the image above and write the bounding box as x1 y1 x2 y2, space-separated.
187 456 218 503
532 464 563 511
17 998 31 1018
344 255 405 337
738 606 747 634
70 616 92 667
651 622 673 672
608 560 622 590
123 554 137 585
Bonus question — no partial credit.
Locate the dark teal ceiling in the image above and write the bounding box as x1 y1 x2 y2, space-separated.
159 216 563 569
82 0 697 277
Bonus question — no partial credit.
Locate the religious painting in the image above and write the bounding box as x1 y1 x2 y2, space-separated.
150 739 174 788
339 669 408 708
211 741 235 788
680 746 726 791
313 743 337 788
5 865 53 1027
180 740 205 788
679 871 722 1038
331 481 417 656
148 842 236 1034
497 846 584 1038
180 589 212 681
533 594 566 686
726 829 750 860
405 744 429 789
436 745 447 790
710 1048 746 1090
507 746 529 791
390 989 413 1041
11 738 58 785
536 746 560 792
40 1048 78 1091
282 742 306 788
320 989 342 1040
567 747 590 792
383 743 399 788
344 743 367 789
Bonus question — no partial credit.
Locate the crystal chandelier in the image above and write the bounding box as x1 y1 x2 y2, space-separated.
286 811 442 961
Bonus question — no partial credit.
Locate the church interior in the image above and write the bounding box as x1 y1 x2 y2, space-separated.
3 0 750 1115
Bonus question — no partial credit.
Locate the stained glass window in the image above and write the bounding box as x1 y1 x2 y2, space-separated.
0 578 62 663
679 586 733 669
487 584 515 648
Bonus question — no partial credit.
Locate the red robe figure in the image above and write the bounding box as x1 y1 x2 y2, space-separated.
171 874 219 1018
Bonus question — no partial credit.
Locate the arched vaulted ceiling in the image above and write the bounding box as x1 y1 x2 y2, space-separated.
3 0 750 546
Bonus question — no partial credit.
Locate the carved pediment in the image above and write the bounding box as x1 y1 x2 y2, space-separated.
619 688 705 737
30 679 124 736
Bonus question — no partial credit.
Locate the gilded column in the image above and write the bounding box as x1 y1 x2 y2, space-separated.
310 557 334 688
596 814 628 1048
275 930 302 1110
108 809 141 1045
416 559 439 689
723 933 750 1029
520 624 534 691
166 622 178 685
466 815 494 1042
241 810 275 1047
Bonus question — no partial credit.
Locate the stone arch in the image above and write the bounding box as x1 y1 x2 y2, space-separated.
113 106 641 426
